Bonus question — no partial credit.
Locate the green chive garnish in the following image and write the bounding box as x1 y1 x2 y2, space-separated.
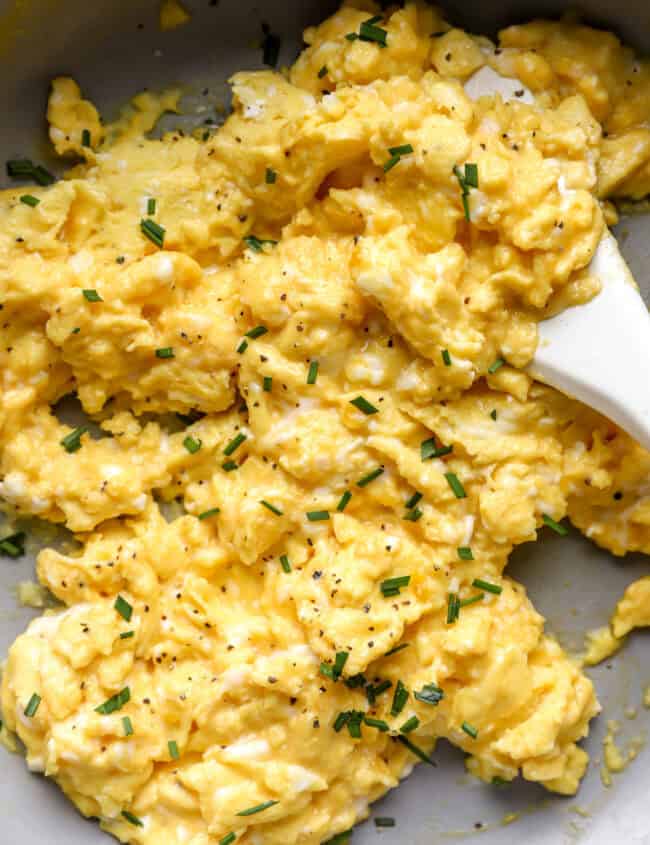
147 198 156 215
463 163 478 188
243 235 278 252
320 651 348 682
399 715 419 734
333 711 350 732
459 593 484 608
183 436 202 454
122 716 134 736
380 575 410 597
24 693 41 717
350 396 378 415
405 491 422 509
447 592 460 624
337 490 352 511
140 218 165 248
121 811 143 827
383 154 401 173
356 467 384 487
114 595 133 622
168 739 179 759
260 500 283 516
280 554 291 573
82 289 102 302
265 168 277 184
453 163 478 221
384 642 409 658
236 339 248 354
457 546 473 560
95 687 130 714
346 710 364 738
306 510 330 521
389 143 414 156
219 835 236 845
0 531 26 558
236 800 279 817
198 507 220 520
318 66 328 78
490 409 497 420
245 325 268 339
20 194 39 207
222 460 238 471
61 426 88 453
223 432 247 456
542 514 568 536
307 360 319 384
487 358 505 374
414 683 444 706
155 347 174 359
492 776 509 787
120 631 135 640
462 721 478 739
391 680 409 716
366 679 391 704
397 734 435 765
6 159 54 185
81 128 91 147
263 376 272 391
364 716 389 732
444 472 466 498
472 578 502 595
421 438 453 460
441 349 451 366
358 17 388 46
403 507 423 522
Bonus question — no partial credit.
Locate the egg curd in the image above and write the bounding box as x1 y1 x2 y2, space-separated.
2 4 650 844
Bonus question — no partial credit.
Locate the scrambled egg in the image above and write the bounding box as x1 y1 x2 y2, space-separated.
1 4 650 843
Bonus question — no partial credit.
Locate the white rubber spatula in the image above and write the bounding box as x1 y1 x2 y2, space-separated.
464 66 650 450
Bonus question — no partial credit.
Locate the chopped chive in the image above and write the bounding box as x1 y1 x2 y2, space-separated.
119 630 135 639
265 167 277 184
223 432 247 456
237 799 278 816
318 65 328 78
140 218 165 248
366 679 392 704
405 491 422 509
356 467 384 487
222 460 238 472
399 715 420 734
403 507 423 522
359 19 388 46
374 818 395 827
453 164 478 221
364 716 390 732
344 673 366 690
333 711 350 732
0 531 26 558
24 693 41 717
243 235 278 252
20 194 39 207
347 710 364 738
261 24 281 67
446 592 460 624
61 426 88 453
390 680 409 716
414 683 444 706
263 375 273 392
463 163 478 188
345 33 358 41
220 835 236 845
384 642 409 658
236 339 248 353
337 490 352 511
492 776 510 787
457 546 474 560
155 347 174 359
82 289 102 302
487 358 505 374
279 554 291 573
260 500 283 516
388 144 414 156
122 716 134 736
350 395 378 415
307 360 319 384
32 165 55 185
121 811 143 827
490 409 497 420
397 734 435 765
471 578 502 595
380 575 410 597
114 595 133 622
245 325 268 339
168 739 179 759
198 507 220 520
444 472 466 499
441 349 451 366
461 721 478 739
183 435 202 454
147 197 156 215
542 513 568 536
320 651 348 682
306 510 330 521
71 327 80 334
421 438 453 461
460 192 470 220
7 159 36 178
459 592 484 608
95 687 130 714
383 154 401 173
81 128 91 147
364 14 383 24
116 255 125 264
